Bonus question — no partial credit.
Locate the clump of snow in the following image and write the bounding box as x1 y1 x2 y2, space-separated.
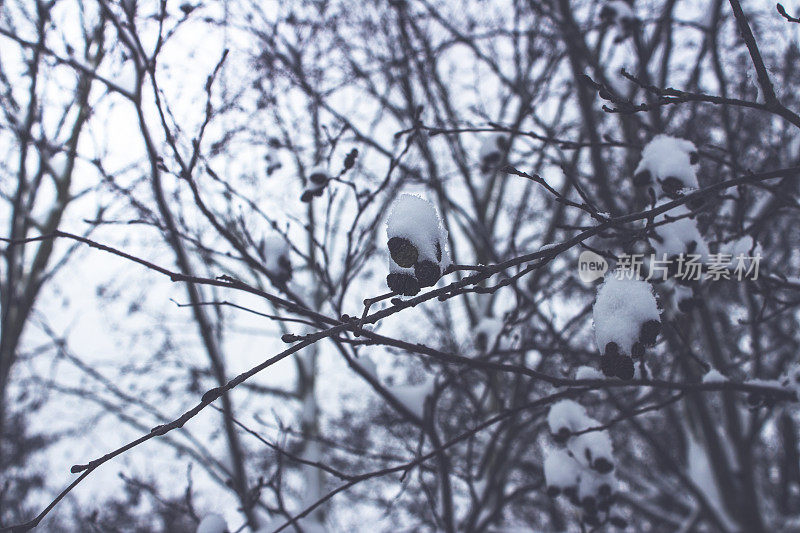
542 400 618 517
634 135 699 195
721 235 762 268
543 447 581 493
568 430 614 472
593 275 660 356
197 514 228 533
386 194 450 293
649 202 709 259
259 235 292 282
702 369 727 383
386 376 435 419
387 194 441 260
576 366 605 380
479 132 509 173
547 399 597 439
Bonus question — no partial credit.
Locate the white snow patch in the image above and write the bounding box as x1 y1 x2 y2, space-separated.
650 202 709 259
547 399 597 435
593 275 660 355
197 514 228 533
576 366 604 380
635 135 699 191
543 447 581 489
387 377 435 419
702 369 727 383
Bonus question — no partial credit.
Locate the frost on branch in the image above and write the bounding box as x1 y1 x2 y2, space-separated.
196 514 229 533
543 401 622 528
633 135 699 198
649 201 709 260
478 132 509 173
593 275 661 379
386 194 450 294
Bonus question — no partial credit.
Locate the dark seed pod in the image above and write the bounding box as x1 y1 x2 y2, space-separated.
344 148 358 170
615 355 635 380
689 151 699 165
415 260 441 287
633 169 651 186
553 427 571 444
631 341 645 359
309 169 328 185
600 354 617 377
564 486 579 505
386 272 420 296
687 195 706 212
594 457 614 474
599 4 615 23
388 237 419 268
546 486 560 498
582 495 597 513
300 189 316 202
598 483 612 499
435 241 442 262
604 342 620 358
660 176 684 197
639 319 661 346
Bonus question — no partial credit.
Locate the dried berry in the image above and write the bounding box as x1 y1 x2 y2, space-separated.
601 354 617 377
631 341 645 359
639 319 661 346
388 237 419 268
660 176 684 197
615 355 635 380
386 272 420 296
594 457 614 474
414 260 441 287
633 169 652 186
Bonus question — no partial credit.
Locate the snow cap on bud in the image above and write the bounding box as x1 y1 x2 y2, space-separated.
197 514 229 533
593 275 660 357
635 135 699 198
543 447 581 496
569 430 614 473
259 235 292 283
547 399 597 441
